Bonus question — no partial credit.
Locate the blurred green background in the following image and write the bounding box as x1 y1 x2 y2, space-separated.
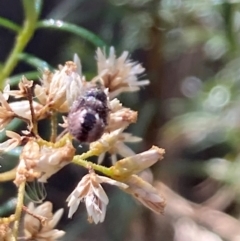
2 0 240 240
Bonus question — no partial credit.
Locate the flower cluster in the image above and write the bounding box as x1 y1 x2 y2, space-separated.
23 202 65 241
0 47 165 240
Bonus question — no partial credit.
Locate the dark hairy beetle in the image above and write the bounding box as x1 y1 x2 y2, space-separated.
67 86 109 143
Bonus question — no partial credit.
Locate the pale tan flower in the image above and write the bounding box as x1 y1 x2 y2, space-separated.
111 146 165 179
97 131 142 164
0 88 15 130
104 146 166 214
6 76 33 98
90 125 142 165
124 175 166 214
0 80 48 128
110 146 165 178
66 54 92 107
106 98 138 132
73 53 82 75
0 131 23 153
34 60 86 113
89 128 125 156
67 170 128 224
10 100 48 121
14 140 75 186
0 224 13 241
138 168 154 184
24 201 65 241
96 47 150 98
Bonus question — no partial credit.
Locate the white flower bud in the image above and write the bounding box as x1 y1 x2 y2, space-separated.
111 146 165 178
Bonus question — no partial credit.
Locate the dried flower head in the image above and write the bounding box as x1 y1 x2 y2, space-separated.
0 80 48 129
23 202 65 241
7 76 33 99
96 47 150 98
106 98 138 132
67 170 128 224
34 60 86 113
14 140 75 186
66 54 88 106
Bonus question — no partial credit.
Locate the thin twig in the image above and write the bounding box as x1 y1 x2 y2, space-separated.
72 156 112 176
25 85 39 137
50 111 57 143
22 205 47 225
13 181 26 239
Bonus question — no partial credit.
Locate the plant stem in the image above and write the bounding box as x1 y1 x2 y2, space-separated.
0 17 21 33
13 181 26 239
0 0 39 88
50 112 58 143
78 150 97 160
72 156 112 176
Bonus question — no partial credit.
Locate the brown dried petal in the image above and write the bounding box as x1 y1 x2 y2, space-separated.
7 76 33 98
34 84 48 106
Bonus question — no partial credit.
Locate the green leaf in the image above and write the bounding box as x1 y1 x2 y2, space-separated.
9 71 40 86
0 17 21 33
18 53 53 70
37 19 107 47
